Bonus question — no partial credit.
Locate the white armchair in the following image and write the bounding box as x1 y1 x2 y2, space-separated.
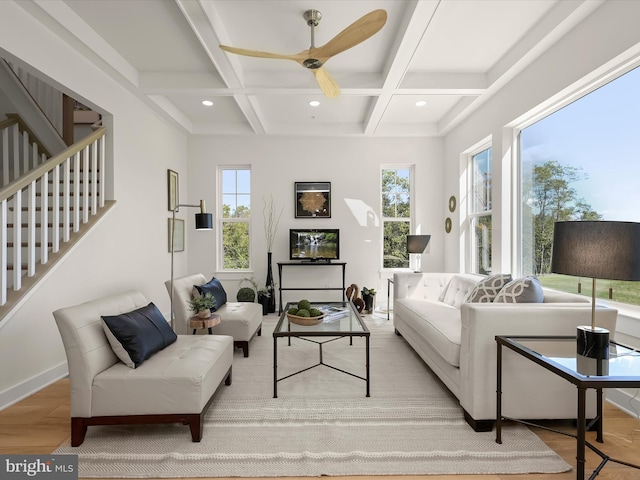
166 273 263 357
53 290 233 446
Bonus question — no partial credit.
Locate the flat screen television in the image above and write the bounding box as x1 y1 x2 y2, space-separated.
289 229 339 261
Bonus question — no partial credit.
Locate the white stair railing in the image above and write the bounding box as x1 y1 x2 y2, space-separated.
0 127 106 306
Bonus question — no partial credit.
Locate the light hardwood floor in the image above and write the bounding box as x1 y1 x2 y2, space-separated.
1 378 639 480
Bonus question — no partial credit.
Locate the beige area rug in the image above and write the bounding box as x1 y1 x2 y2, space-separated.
54 314 572 477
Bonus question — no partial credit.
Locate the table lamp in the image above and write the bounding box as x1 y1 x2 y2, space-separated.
551 221 640 359
407 235 431 273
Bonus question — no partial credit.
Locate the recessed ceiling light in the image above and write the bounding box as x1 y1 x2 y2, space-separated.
202 100 214 106
415 100 427 107
309 100 320 107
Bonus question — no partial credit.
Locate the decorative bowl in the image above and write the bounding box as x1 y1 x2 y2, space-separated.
286 313 324 326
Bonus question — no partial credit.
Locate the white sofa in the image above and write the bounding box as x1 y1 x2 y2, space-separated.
166 273 263 357
53 290 233 446
393 272 618 431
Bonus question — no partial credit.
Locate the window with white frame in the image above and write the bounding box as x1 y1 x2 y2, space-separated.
219 167 251 270
519 65 640 305
381 167 413 269
468 147 492 274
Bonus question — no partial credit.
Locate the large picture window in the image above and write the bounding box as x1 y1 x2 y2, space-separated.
519 65 640 305
381 167 413 269
219 167 251 270
469 147 492 274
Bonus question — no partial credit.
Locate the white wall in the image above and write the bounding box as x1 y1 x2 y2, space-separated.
0 2 189 407
187 135 445 306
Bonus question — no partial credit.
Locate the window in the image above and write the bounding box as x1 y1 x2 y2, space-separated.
519 65 640 305
219 167 251 270
469 147 492 274
381 167 413 268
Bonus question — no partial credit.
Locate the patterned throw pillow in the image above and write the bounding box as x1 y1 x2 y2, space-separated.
493 276 544 303
464 274 513 303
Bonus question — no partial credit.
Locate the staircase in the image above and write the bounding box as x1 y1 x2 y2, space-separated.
0 117 113 326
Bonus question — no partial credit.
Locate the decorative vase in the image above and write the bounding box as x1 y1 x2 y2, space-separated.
363 294 375 314
266 252 276 313
198 309 211 319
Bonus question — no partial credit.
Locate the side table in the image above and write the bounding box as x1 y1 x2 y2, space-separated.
189 314 221 334
495 335 640 479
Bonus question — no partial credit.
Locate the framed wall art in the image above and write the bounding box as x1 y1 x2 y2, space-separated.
168 169 178 212
168 218 185 252
295 182 331 218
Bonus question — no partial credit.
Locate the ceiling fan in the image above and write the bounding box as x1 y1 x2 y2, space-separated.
219 9 387 98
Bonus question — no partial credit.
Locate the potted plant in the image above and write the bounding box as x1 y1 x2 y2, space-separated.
237 277 257 302
188 292 216 318
362 287 376 314
257 286 271 315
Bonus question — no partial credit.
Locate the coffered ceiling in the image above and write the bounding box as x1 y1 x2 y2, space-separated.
28 0 602 137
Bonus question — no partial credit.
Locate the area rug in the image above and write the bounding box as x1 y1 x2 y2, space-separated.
54 314 572 478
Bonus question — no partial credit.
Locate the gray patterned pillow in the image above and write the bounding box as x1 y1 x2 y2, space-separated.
494 276 544 303
464 274 512 303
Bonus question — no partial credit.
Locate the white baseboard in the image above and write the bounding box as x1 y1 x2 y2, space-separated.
607 387 640 419
0 362 68 411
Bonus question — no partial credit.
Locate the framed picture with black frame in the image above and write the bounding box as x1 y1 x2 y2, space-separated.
295 182 331 218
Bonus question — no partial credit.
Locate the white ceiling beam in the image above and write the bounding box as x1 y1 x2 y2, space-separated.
364 0 440 135
175 0 265 135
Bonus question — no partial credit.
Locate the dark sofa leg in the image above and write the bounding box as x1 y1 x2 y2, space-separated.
188 414 203 442
463 410 494 432
235 340 249 357
394 329 402 336
257 326 262 336
71 417 88 447
225 366 233 385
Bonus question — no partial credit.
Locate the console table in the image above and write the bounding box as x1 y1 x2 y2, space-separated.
277 262 346 314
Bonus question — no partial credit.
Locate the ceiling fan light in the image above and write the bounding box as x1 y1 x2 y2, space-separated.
415 100 427 107
202 100 214 107
309 100 320 107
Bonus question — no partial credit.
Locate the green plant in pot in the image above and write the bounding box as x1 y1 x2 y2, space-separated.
188 292 216 318
237 277 257 302
362 287 376 314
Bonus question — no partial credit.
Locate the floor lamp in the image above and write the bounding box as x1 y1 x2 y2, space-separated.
170 200 213 330
551 220 640 359
407 235 431 272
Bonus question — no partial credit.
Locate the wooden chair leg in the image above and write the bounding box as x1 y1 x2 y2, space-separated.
188 414 203 442
71 417 88 447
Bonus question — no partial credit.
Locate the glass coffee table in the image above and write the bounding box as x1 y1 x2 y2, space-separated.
495 335 640 479
273 301 370 398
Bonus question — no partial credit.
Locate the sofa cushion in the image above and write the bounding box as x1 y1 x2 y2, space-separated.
395 298 462 367
494 276 544 303
194 277 227 312
102 302 177 368
437 274 481 308
464 273 512 303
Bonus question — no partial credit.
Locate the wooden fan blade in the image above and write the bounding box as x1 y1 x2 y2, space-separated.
312 67 340 99
219 44 306 62
313 9 387 61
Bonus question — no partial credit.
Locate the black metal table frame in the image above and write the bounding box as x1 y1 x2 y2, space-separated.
277 262 347 314
495 335 640 480
273 303 370 398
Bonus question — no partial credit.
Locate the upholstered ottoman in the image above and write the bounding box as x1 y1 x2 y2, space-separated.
53 290 233 446
166 273 263 357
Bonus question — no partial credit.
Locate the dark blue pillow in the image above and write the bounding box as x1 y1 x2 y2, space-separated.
101 302 177 368
194 277 227 312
